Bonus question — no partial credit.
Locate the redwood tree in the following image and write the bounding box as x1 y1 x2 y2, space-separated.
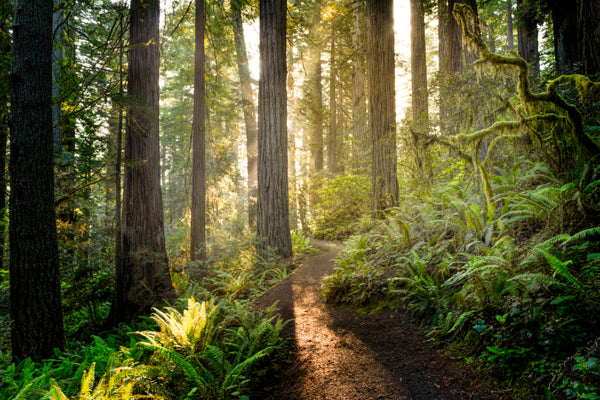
9 0 66 361
191 0 206 262
367 0 399 218
257 0 292 258
114 0 173 323
231 0 258 228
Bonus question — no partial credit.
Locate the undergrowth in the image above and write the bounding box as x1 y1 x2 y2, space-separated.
322 158 600 399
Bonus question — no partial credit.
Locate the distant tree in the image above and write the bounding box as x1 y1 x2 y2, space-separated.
367 0 399 217
351 1 368 173
410 0 432 184
308 3 324 176
328 21 338 175
257 0 292 258
577 0 600 76
191 0 206 262
231 0 258 228
114 0 174 323
9 0 66 361
545 0 578 74
516 0 539 78
507 0 514 51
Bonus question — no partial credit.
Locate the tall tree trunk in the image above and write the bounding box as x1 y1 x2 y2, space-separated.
507 0 514 51
351 1 368 173
547 0 578 74
288 42 298 231
231 0 258 229
0 1 10 267
257 0 292 258
516 0 539 78
327 23 337 175
577 0 600 77
114 39 124 289
367 0 399 218
438 0 462 136
461 0 479 65
309 61 324 175
115 0 173 323
9 0 65 361
410 0 432 184
191 0 206 262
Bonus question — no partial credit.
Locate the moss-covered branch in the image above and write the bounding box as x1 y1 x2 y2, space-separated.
453 3 600 160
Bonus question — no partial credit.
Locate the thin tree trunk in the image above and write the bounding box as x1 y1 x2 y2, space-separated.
257 0 292 258
351 2 368 173
507 0 514 51
410 0 432 184
191 0 206 262
231 0 258 229
115 0 173 323
328 23 337 175
577 0 600 76
288 43 298 231
9 0 65 361
367 0 399 218
516 0 539 78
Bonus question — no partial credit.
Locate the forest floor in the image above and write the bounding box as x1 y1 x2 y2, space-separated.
254 239 514 400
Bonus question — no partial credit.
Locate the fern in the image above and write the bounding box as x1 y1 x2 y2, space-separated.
540 250 585 293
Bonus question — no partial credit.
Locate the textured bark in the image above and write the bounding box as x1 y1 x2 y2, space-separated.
507 0 514 51
327 24 337 175
546 0 578 74
516 0 539 77
351 2 368 173
257 0 292 258
231 0 258 228
288 44 298 231
578 0 600 76
461 0 479 65
367 0 399 218
438 0 462 76
309 56 324 174
0 2 10 266
410 0 432 184
191 0 206 262
9 0 66 361
115 0 173 323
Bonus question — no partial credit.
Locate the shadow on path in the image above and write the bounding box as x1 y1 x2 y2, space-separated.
254 240 512 400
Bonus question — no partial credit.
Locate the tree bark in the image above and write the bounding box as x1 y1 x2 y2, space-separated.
577 0 600 77
231 0 258 229
351 2 368 173
507 0 514 51
516 0 539 78
0 1 10 267
257 0 292 258
327 23 337 175
191 0 206 262
367 0 399 218
9 0 66 361
546 0 578 74
410 0 432 183
115 0 174 323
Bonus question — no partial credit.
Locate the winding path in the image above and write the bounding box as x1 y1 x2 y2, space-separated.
255 239 512 400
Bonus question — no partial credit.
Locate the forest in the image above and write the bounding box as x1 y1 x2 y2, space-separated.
1 0 599 398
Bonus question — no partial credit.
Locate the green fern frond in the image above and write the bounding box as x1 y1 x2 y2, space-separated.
540 250 585 292
563 226 600 247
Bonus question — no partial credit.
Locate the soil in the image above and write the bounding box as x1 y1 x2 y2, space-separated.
254 239 514 400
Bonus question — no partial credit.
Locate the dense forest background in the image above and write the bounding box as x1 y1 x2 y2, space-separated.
1 0 600 398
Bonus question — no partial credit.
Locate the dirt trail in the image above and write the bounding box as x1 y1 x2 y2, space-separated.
255 239 512 400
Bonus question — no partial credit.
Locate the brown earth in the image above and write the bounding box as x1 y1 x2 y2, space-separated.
254 239 514 400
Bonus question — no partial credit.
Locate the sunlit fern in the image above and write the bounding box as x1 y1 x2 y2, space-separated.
539 250 585 293
137 297 220 356
48 361 156 400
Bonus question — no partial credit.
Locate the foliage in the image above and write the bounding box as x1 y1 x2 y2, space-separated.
312 173 371 240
